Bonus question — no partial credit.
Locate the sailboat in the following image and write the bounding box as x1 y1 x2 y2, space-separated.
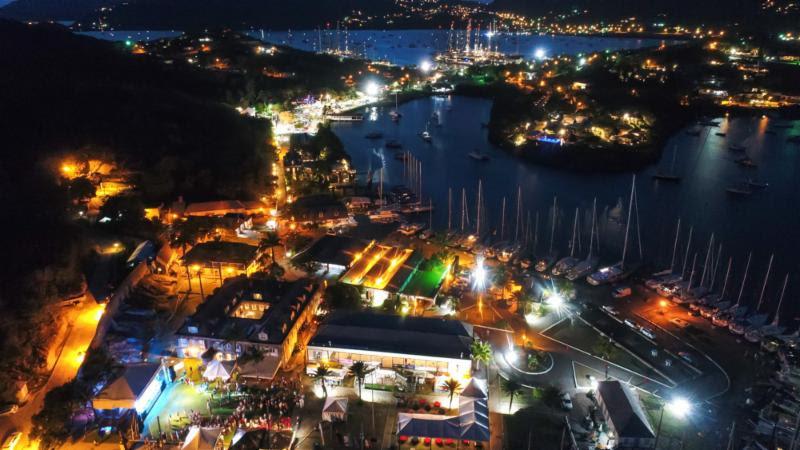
468 149 490 161
552 208 581 276
420 123 432 143
566 199 600 281
730 254 772 335
745 274 789 343
535 197 559 273
588 175 640 285
389 92 401 122
735 155 757 168
726 183 753 196
652 145 681 182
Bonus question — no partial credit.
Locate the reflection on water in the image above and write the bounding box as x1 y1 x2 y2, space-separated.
333 96 800 315
248 29 664 66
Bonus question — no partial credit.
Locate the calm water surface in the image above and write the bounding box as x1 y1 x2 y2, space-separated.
332 96 800 318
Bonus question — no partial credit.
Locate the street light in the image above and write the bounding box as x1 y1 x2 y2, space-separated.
654 396 693 448
363 80 381 98
472 256 487 292
420 60 433 73
534 47 547 60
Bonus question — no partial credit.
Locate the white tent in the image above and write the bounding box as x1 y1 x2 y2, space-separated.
202 359 235 381
459 378 488 400
458 397 490 442
237 356 280 380
321 397 349 422
181 427 222 450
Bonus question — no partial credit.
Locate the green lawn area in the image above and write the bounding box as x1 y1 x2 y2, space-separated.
400 262 448 299
543 319 665 383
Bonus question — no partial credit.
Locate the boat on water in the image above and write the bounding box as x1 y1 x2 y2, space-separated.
385 140 402 149
566 257 598 281
735 156 757 168
398 203 433 214
726 183 753 196
390 111 402 122
468 150 490 161
398 222 426 236
698 119 720 127
587 263 624 286
535 254 558 273
746 178 768 189
421 130 432 143
715 132 727 137
552 257 579 277
652 145 681 182
729 144 746 152
365 132 384 139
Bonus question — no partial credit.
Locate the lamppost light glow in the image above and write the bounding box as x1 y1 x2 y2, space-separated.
534 48 547 60
666 397 692 418
472 256 487 291
364 80 381 97
420 60 433 73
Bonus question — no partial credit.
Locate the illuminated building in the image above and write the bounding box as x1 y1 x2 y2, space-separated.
93 362 171 417
176 278 322 380
307 312 474 380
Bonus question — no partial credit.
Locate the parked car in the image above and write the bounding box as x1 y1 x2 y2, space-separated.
624 319 638 329
561 393 573 410
612 286 632 298
640 327 656 340
601 305 619 316
669 318 690 329
678 352 694 364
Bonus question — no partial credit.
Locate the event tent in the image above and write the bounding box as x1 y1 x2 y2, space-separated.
93 363 163 411
181 427 222 450
322 397 349 422
202 359 235 381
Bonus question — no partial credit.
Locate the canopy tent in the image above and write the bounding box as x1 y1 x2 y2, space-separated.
458 397 490 442
93 363 163 411
459 378 488 400
322 397 349 422
237 356 280 381
202 359 235 381
397 413 461 439
181 427 222 450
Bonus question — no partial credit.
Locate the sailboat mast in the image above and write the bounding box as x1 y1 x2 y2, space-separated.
688 253 698 289
570 208 579 258
771 274 789 327
736 252 752 307
448 188 452 231
720 257 733 300
700 233 714 288
670 218 681 272
621 175 636 269
755 254 774 311
681 226 693 279
710 243 723 291
534 212 540 256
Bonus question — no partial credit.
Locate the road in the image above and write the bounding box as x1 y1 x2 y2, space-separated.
0 299 105 449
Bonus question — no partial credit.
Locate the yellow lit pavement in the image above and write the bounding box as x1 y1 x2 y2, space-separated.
0 300 107 450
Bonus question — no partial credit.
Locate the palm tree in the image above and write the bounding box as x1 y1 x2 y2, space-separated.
348 361 374 399
260 232 282 264
470 340 492 379
313 365 331 398
501 378 523 414
440 378 462 409
493 265 510 300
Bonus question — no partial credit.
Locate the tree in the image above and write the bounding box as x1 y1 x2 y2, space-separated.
527 352 543 372
65 177 95 202
540 384 563 409
238 346 265 365
313 365 331 398
493 264 511 300
99 194 144 223
259 232 282 264
31 380 90 449
501 378 523 414
348 361 374 399
324 282 362 311
470 340 492 379
440 378 462 409
592 338 619 361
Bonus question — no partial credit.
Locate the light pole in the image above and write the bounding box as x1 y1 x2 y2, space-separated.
655 397 692 448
